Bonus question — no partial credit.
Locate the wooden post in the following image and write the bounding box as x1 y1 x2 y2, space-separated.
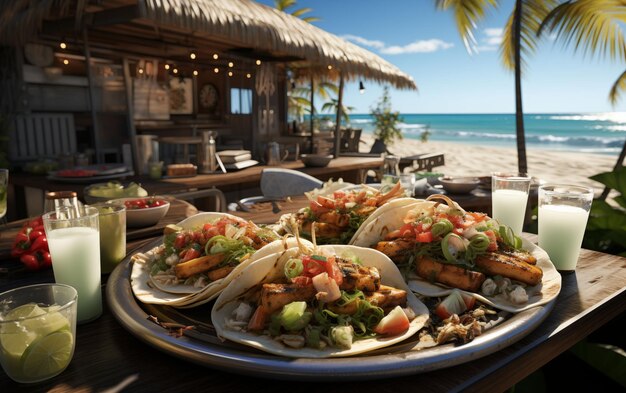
309 77 314 153
122 57 139 174
82 28 102 163
333 73 344 158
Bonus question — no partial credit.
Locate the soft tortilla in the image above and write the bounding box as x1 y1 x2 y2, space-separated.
351 200 562 313
130 212 301 307
211 245 429 358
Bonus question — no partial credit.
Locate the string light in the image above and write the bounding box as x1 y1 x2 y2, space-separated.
228 62 234 68
59 41 67 49
213 53 219 60
327 65 333 70
63 59 69 65
246 73 251 79
228 71 233 77
189 51 197 60
214 67 219 73
173 68 178 74
193 70 198 76
138 68 144 74
255 59 261 66
164 64 170 70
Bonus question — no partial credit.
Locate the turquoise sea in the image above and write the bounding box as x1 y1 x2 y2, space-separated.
346 113 626 155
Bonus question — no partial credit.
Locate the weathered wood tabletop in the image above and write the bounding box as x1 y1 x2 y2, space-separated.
1 201 625 392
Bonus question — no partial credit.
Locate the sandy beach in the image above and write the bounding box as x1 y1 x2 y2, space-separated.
359 133 618 192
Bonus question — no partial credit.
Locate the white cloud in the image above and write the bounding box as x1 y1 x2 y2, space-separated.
340 34 385 49
475 27 503 53
381 39 454 54
341 35 453 55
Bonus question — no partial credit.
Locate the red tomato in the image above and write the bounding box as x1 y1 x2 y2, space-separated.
325 256 343 285
20 254 39 271
434 290 468 320
29 230 44 241
174 233 187 249
416 231 433 243
374 306 410 336
483 230 498 251
181 248 201 262
302 256 326 277
316 196 336 209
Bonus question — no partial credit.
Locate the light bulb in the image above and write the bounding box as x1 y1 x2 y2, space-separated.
60 42 67 49
138 68 144 74
214 67 219 73
63 59 69 65
228 71 233 77
193 70 198 76
213 53 219 60
246 73 251 79
164 64 170 70
190 52 196 60
256 59 261 66
228 62 234 68
173 68 178 74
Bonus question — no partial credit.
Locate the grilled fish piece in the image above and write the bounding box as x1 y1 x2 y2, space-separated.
475 252 543 286
260 283 316 314
336 259 381 292
365 285 407 311
301 221 344 240
502 249 537 265
326 285 407 315
416 256 486 292
374 240 415 264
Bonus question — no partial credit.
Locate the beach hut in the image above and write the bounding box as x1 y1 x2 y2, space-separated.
0 0 416 171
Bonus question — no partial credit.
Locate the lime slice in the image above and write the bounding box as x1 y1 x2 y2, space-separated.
0 304 46 355
20 330 74 379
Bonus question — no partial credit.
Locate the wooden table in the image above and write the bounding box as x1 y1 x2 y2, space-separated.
0 226 624 392
9 157 383 219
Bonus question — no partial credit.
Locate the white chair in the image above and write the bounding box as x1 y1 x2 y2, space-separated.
260 168 323 198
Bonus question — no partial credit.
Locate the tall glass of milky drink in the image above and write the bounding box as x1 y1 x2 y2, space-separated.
538 185 593 272
43 206 102 323
491 172 532 235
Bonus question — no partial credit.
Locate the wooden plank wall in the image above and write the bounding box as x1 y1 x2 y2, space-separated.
10 113 77 161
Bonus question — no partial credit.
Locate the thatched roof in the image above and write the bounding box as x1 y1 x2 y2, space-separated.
0 0 416 89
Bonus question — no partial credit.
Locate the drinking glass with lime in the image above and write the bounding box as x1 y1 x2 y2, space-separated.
0 284 77 383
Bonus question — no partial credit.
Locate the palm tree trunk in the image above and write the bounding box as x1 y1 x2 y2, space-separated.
333 74 344 158
514 0 528 174
309 77 315 153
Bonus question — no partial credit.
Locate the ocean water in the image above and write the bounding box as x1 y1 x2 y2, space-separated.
346 113 626 155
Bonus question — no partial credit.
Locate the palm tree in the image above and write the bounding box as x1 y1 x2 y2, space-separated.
436 0 557 173
274 0 319 23
321 98 354 124
539 1 626 105
539 0 626 199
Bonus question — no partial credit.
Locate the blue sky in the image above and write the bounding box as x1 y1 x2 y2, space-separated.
257 0 625 114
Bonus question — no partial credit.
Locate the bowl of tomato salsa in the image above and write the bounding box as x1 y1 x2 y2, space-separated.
112 197 170 227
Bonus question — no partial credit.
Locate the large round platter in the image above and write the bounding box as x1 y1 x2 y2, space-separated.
107 238 555 381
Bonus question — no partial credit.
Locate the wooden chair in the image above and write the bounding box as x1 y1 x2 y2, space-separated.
9 113 77 161
340 128 362 153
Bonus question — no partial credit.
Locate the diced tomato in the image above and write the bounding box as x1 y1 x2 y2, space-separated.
316 196 336 209
291 276 313 287
416 231 433 243
181 248 201 263
467 212 487 223
174 233 187 249
309 202 331 215
325 256 343 285
302 256 326 277
483 230 498 251
399 223 416 237
374 306 410 336
247 306 269 331
434 289 468 320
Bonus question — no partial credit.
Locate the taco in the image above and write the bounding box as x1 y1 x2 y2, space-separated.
131 212 285 306
211 243 429 358
283 182 413 245
351 195 561 313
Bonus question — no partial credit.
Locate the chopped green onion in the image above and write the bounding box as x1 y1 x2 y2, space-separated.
469 233 490 252
280 302 311 331
441 233 466 263
284 258 304 279
311 255 327 262
431 219 453 237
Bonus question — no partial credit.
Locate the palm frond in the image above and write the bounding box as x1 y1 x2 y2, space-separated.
500 0 558 72
539 0 626 61
609 69 626 105
274 0 296 12
436 0 499 53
